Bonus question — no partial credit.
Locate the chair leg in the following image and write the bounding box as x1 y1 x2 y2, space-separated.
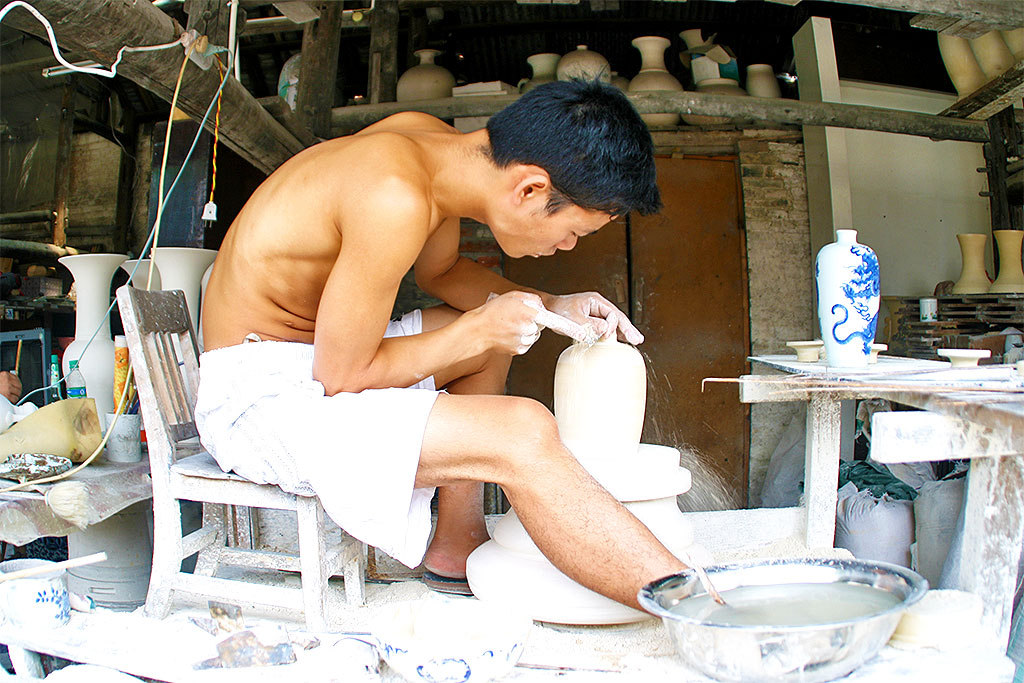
145 497 184 619
296 496 330 631
193 503 226 577
344 542 367 607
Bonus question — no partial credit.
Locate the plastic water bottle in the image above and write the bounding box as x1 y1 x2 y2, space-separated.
48 353 63 403
66 360 87 399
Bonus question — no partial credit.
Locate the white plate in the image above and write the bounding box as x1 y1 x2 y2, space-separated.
0 453 72 483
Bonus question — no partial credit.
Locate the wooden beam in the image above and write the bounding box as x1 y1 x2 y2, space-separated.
185 0 232 47
329 91 990 142
52 78 74 248
939 60 1024 121
983 107 1023 233
4 0 303 175
367 0 399 104
772 0 1024 34
296 1 344 138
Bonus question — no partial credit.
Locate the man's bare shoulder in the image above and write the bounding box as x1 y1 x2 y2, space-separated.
357 111 458 136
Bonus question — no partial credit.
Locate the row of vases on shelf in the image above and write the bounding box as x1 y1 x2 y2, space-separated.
952 230 1024 295
396 30 781 126
938 29 1023 99
57 248 217 418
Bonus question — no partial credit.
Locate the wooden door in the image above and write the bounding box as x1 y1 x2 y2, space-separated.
631 157 749 503
505 156 749 504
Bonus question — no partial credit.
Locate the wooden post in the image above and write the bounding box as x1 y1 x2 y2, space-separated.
803 394 841 549
52 78 74 248
983 106 1023 242
296 1 344 139
368 0 399 104
185 0 232 48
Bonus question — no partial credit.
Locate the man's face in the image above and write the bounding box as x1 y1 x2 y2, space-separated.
501 204 616 258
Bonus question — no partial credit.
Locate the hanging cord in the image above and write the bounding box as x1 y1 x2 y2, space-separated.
1 42 200 495
15 44 233 408
207 58 223 210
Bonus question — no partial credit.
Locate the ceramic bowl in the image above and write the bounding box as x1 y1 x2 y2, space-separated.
937 348 990 367
786 340 824 363
639 558 927 683
371 596 532 683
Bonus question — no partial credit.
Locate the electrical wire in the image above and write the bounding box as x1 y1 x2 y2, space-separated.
207 60 223 210
14 47 234 409
0 1 186 78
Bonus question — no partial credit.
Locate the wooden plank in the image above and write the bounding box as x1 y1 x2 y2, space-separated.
952 454 1024 647
871 410 1021 462
984 107 1023 234
940 61 1024 121
296 0 344 138
367 0 399 104
803 0 1024 34
51 78 74 248
3 0 303 175
329 90 990 141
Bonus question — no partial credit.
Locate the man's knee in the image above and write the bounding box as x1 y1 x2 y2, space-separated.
487 397 566 478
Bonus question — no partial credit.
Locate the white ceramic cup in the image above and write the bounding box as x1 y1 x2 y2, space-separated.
919 298 938 322
104 412 142 463
0 559 71 628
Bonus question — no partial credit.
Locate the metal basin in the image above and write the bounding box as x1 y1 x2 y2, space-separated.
638 558 928 683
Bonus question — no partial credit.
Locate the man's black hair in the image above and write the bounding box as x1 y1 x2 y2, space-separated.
485 79 662 217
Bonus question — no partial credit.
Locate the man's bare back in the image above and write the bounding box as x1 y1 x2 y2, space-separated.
202 113 463 352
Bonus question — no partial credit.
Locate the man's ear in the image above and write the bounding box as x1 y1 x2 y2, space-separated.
510 165 551 207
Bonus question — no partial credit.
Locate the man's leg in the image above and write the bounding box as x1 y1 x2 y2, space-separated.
417 392 687 610
419 306 513 580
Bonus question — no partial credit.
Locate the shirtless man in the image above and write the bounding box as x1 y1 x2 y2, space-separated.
197 79 686 610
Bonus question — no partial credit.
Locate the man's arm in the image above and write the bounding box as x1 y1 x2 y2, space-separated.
312 193 545 394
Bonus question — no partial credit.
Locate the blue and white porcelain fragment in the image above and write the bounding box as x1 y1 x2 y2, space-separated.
816 229 880 368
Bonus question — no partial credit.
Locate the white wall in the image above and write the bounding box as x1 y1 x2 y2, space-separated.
839 81 992 299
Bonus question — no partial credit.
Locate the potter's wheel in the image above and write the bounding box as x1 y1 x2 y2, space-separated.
467 443 700 625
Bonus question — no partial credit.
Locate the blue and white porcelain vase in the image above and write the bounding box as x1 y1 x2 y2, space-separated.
816 230 880 367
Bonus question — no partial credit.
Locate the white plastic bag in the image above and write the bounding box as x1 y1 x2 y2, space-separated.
835 482 914 567
913 477 965 586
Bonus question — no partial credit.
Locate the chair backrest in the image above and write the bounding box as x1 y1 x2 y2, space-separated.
116 286 201 467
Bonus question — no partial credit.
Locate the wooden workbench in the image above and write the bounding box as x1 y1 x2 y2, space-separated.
739 355 1024 646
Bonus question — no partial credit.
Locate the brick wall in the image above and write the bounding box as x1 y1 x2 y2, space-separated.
738 135 814 506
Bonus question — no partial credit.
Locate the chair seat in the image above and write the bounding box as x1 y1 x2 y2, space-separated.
172 451 257 484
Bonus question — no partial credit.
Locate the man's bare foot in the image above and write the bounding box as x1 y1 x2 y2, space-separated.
422 525 489 579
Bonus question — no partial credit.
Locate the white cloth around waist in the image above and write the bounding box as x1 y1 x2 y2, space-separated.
194 310 440 568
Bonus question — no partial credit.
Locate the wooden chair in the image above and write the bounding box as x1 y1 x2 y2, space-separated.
116 285 366 630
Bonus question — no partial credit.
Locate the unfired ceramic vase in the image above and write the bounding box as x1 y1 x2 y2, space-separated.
990 230 1024 294
970 31 1015 80
519 52 560 93
951 233 991 294
120 259 162 291
151 247 218 333
58 253 128 418
610 71 631 92
746 63 781 98
396 49 455 102
938 34 987 98
1002 28 1024 62
628 36 683 128
556 45 611 82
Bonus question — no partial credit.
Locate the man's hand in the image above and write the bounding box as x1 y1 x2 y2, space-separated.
0 371 22 404
473 291 546 356
546 292 644 345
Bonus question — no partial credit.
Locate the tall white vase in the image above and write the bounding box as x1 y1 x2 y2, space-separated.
120 259 162 291
990 230 1024 294
519 53 560 93
746 64 781 98
951 233 991 294
59 253 128 418
969 31 1015 80
628 36 684 128
396 49 455 102
937 34 987 98
151 247 218 334
816 230 880 368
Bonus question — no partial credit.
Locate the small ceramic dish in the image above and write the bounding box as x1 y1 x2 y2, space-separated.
787 340 824 363
869 343 888 364
0 453 72 483
936 348 990 368
371 596 532 683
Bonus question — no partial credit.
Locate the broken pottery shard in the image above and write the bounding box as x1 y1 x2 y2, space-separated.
213 629 297 668
209 600 245 632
